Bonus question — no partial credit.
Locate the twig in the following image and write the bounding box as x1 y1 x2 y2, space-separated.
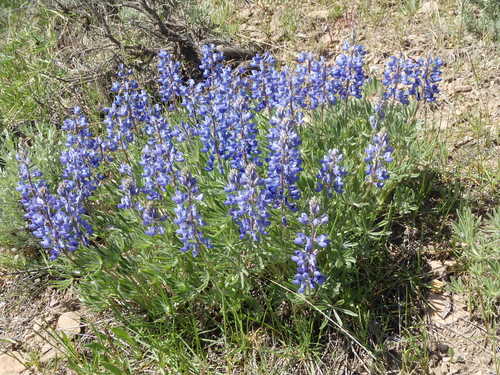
452 137 475 151
350 342 372 374
0 267 53 277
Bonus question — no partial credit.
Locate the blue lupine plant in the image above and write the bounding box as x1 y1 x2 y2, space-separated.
17 107 103 259
316 149 348 196
60 107 104 198
16 43 443 296
103 64 149 153
265 106 303 215
140 105 184 201
292 198 329 293
383 55 443 104
225 164 271 241
141 202 167 236
17 154 92 260
157 50 184 109
196 48 237 172
296 53 332 109
333 41 367 100
117 177 140 210
365 131 394 188
249 52 278 112
173 171 212 256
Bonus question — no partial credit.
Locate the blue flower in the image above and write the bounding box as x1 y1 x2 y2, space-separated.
141 203 167 236
365 131 394 188
157 50 183 109
172 171 212 256
264 69 304 214
19 107 104 259
331 42 367 100
16 152 93 260
103 64 150 153
383 55 443 104
224 164 271 241
249 52 278 111
139 106 184 201
316 149 347 196
291 198 328 293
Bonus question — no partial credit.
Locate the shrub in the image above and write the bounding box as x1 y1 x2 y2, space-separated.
6 42 443 365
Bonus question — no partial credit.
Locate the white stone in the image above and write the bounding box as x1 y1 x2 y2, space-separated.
0 353 27 375
56 311 81 336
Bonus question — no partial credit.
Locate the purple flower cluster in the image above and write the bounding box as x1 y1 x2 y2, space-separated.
140 105 184 201
332 41 367 100
173 171 211 256
265 106 303 214
225 164 270 241
292 198 329 293
365 132 394 188
141 202 167 236
157 50 183 109
60 107 104 199
316 149 347 196
249 52 278 111
293 42 367 110
16 107 104 259
15 43 443 294
103 64 149 153
17 155 93 260
383 56 443 104
117 177 139 210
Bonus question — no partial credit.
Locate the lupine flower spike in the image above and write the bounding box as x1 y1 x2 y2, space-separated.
17 154 92 260
173 171 212 256
224 164 271 241
365 131 394 188
291 198 329 293
383 55 443 105
316 149 347 196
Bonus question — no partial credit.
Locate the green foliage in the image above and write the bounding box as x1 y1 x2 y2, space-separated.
6 84 440 373
461 0 500 41
451 207 500 323
0 3 63 129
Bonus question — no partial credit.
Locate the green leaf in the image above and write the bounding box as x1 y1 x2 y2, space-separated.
111 327 135 346
102 362 125 375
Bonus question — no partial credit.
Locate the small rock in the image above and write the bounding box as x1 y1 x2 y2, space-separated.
56 311 81 336
437 342 450 354
308 10 329 19
454 85 472 94
0 353 27 375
